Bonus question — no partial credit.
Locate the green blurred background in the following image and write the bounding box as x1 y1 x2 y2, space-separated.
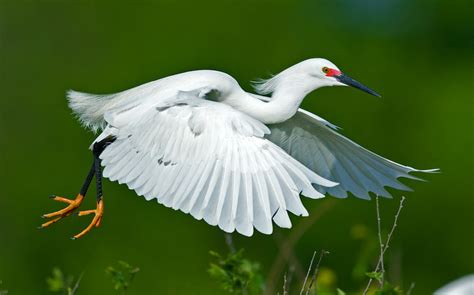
0 0 472 294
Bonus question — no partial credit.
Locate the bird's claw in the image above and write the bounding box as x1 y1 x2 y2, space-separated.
40 194 84 227
71 199 104 240
40 193 104 239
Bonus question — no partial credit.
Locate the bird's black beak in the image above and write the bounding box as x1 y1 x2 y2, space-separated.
335 73 381 97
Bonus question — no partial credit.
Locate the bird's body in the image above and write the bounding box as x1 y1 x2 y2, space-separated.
69 68 315 129
41 58 436 238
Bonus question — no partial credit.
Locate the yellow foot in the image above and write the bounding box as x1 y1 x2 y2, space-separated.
40 194 84 228
72 199 104 240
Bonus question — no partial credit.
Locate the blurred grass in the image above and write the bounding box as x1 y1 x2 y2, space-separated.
0 0 473 294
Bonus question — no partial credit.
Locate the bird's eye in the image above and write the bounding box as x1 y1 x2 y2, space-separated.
322 67 329 74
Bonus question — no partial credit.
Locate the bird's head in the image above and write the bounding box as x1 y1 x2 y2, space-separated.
253 58 381 98
301 58 381 97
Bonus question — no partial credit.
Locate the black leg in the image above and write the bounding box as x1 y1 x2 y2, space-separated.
92 135 116 201
79 162 95 197
94 156 103 200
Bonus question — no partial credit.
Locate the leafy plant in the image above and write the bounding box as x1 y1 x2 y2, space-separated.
106 261 140 294
298 250 331 295
208 249 264 294
258 197 415 295
366 271 384 282
362 197 406 294
373 282 403 295
46 267 82 295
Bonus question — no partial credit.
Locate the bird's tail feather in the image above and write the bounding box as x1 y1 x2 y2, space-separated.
67 90 116 132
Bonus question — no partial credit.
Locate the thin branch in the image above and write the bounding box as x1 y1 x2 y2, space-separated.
406 282 415 295
225 233 236 254
282 273 288 295
363 196 406 295
70 272 84 295
375 196 385 287
286 265 295 295
305 250 329 295
299 251 317 295
380 196 406 259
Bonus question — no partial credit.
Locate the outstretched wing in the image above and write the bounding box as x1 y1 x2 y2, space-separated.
266 109 437 199
96 90 336 236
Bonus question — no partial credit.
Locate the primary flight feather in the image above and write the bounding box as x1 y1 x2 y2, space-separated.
40 58 436 239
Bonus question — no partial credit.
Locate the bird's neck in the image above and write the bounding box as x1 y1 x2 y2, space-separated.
228 86 310 124
266 87 309 122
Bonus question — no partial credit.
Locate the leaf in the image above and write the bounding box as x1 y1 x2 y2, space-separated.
365 271 383 281
336 288 346 295
106 261 140 293
46 267 81 295
208 250 263 295
375 282 404 295
46 267 65 292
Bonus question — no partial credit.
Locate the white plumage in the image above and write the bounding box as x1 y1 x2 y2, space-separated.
67 58 436 236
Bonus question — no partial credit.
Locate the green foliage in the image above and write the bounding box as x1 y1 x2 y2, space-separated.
208 250 263 294
363 272 405 295
374 283 403 295
365 271 383 282
46 268 81 295
105 261 140 294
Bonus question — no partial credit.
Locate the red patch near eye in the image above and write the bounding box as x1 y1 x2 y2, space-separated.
326 68 341 77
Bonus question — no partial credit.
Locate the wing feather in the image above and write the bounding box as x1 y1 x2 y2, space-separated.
251 176 273 234
96 90 335 236
235 174 253 236
266 109 437 199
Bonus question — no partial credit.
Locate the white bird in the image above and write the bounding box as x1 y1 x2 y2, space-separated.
434 275 474 295
40 58 436 239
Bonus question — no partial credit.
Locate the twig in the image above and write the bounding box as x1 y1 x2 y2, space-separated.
375 196 385 287
70 272 83 295
282 273 288 295
363 196 406 295
406 282 415 295
305 250 329 295
380 196 406 260
286 265 295 295
225 233 236 254
265 200 336 295
299 251 317 295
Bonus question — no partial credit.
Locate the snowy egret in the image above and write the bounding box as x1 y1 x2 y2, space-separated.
40 58 436 239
